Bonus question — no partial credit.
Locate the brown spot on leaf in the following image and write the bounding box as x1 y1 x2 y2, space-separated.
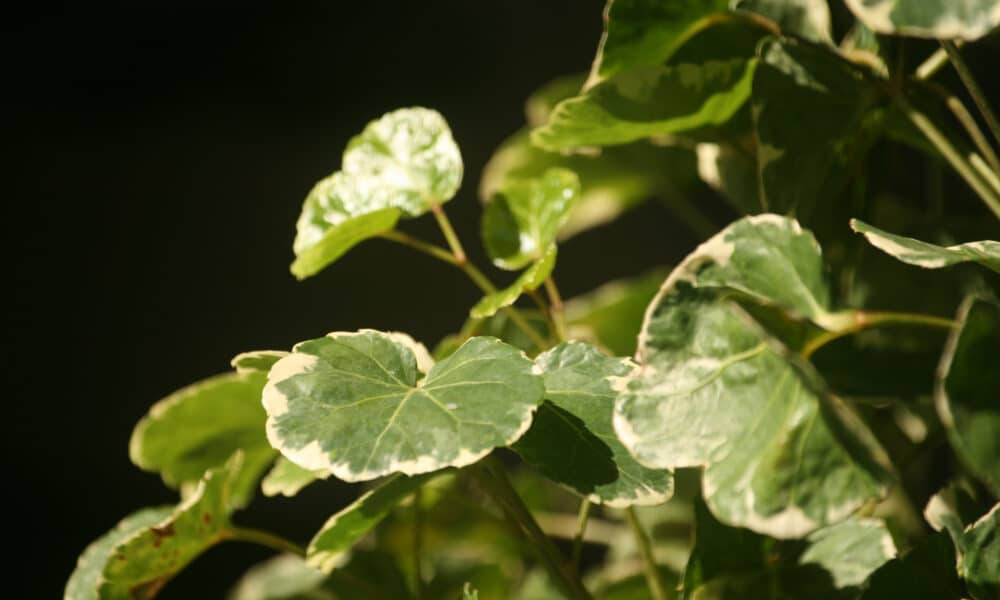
149 523 175 548
201 512 212 525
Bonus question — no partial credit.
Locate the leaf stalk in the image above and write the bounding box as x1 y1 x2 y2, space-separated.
623 507 669 600
227 527 306 557
942 41 1000 157
803 310 956 358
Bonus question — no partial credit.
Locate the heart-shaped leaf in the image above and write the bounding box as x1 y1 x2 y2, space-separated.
515 342 674 506
852 219 1000 274
843 0 1000 40
264 331 544 482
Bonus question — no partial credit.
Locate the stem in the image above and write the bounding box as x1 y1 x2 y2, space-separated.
472 457 593 600
916 47 951 81
381 230 459 265
571 499 592 574
413 487 425 599
624 507 669 600
544 277 568 342
431 203 467 264
895 93 1000 219
942 41 1000 154
227 527 306 557
803 310 956 358
945 94 1000 174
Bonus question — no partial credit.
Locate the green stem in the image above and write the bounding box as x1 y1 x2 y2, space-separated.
944 94 1000 175
915 46 951 81
803 310 955 358
571 499 592 574
431 203 468 264
942 41 1000 154
544 277 568 342
894 93 1000 219
227 527 306 557
413 487 425 600
381 230 459 265
624 507 669 600
472 457 593 600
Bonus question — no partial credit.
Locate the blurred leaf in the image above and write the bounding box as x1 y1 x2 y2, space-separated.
228 554 329 600
470 245 557 319
858 533 962 599
231 350 290 374
852 219 1000 273
261 457 328 498
565 269 668 357
843 0 1000 40
732 0 833 42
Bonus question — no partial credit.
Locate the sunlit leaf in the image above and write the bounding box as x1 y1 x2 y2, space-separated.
481 168 579 270
516 342 674 506
261 456 328 498
851 219 1000 273
615 215 893 537
307 472 437 573
291 107 463 279
264 331 544 482
534 59 756 151
129 371 275 509
470 245 557 319
843 0 1000 40
231 350 290 374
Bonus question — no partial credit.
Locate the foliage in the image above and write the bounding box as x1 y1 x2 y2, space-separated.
69 2 1000 599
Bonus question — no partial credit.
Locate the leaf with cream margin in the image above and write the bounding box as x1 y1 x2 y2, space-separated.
534 59 756 151
851 219 1000 274
843 0 1000 41
936 296 1000 495
481 168 579 270
129 371 275 509
962 503 1000 599
752 38 879 218
99 455 247 598
231 350 290 374
585 0 730 86
470 245 557 319
614 215 893 538
732 0 834 43
264 331 544 482
261 456 329 498
307 472 438 573
515 342 674 507
291 107 463 279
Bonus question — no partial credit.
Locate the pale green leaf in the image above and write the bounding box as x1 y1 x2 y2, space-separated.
936 296 1000 495
307 472 437 573
732 0 833 43
65 507 173 600
129 371 275 509
481 168 580 270
463 582 480 600
291 107 462 279
231 351 290 374
798 519 896 588
565 269 668 357
264 331 544 482
100 455 245 598
752 39 877 218
851 219 1000 274
515 342 673 506
470 245 557 319
525 74 587 128
614 215 892 537
228 554 329 600
534 59 756 151
963 503 1000 599
586 0 730 86
843 0 1000 40
261 456 329 498
858 533 963 599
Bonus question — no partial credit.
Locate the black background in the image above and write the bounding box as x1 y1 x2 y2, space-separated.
6 2 710 596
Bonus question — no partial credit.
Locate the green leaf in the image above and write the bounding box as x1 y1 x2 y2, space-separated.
231 350 290 374
843 0 1000 41
732 0 833 43
470 245 557 319
695 141 762 215
614 215 893 537
798 518 896 588
264 331 544 482
752 39 878 218
565 269 669 357
533 59 756 151
291 107 463 279
434 310 551 359
261 456 329 498
129 371 275 509
936 296 1000 495
481 168 580 270
851 219 1000 274
586 0 730 86
463 582 480 600
65 507 174 600
228 554 328 600
307 472 437 573
101 455 246 598
515 342 674 506
858 533 963 599
963 504 1000 599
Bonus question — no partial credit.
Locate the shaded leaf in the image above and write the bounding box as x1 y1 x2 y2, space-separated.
732 0 833 42
228 554 329 600
565 269 669 356
261 457 329 498
852 219 1000 273
858 533 963 599
470 245 557 319
798 518 896 588
481 168 580 270
129 371 275 509
534 59 756 151
307 473 437 573
515 342 674 506
843 0 1000 41
264 331 544 482
963 504 1000 599
614 215 893 537
434 310 550 359
695 141 761 215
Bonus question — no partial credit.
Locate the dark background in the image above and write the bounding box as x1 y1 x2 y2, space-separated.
6 2 708 596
